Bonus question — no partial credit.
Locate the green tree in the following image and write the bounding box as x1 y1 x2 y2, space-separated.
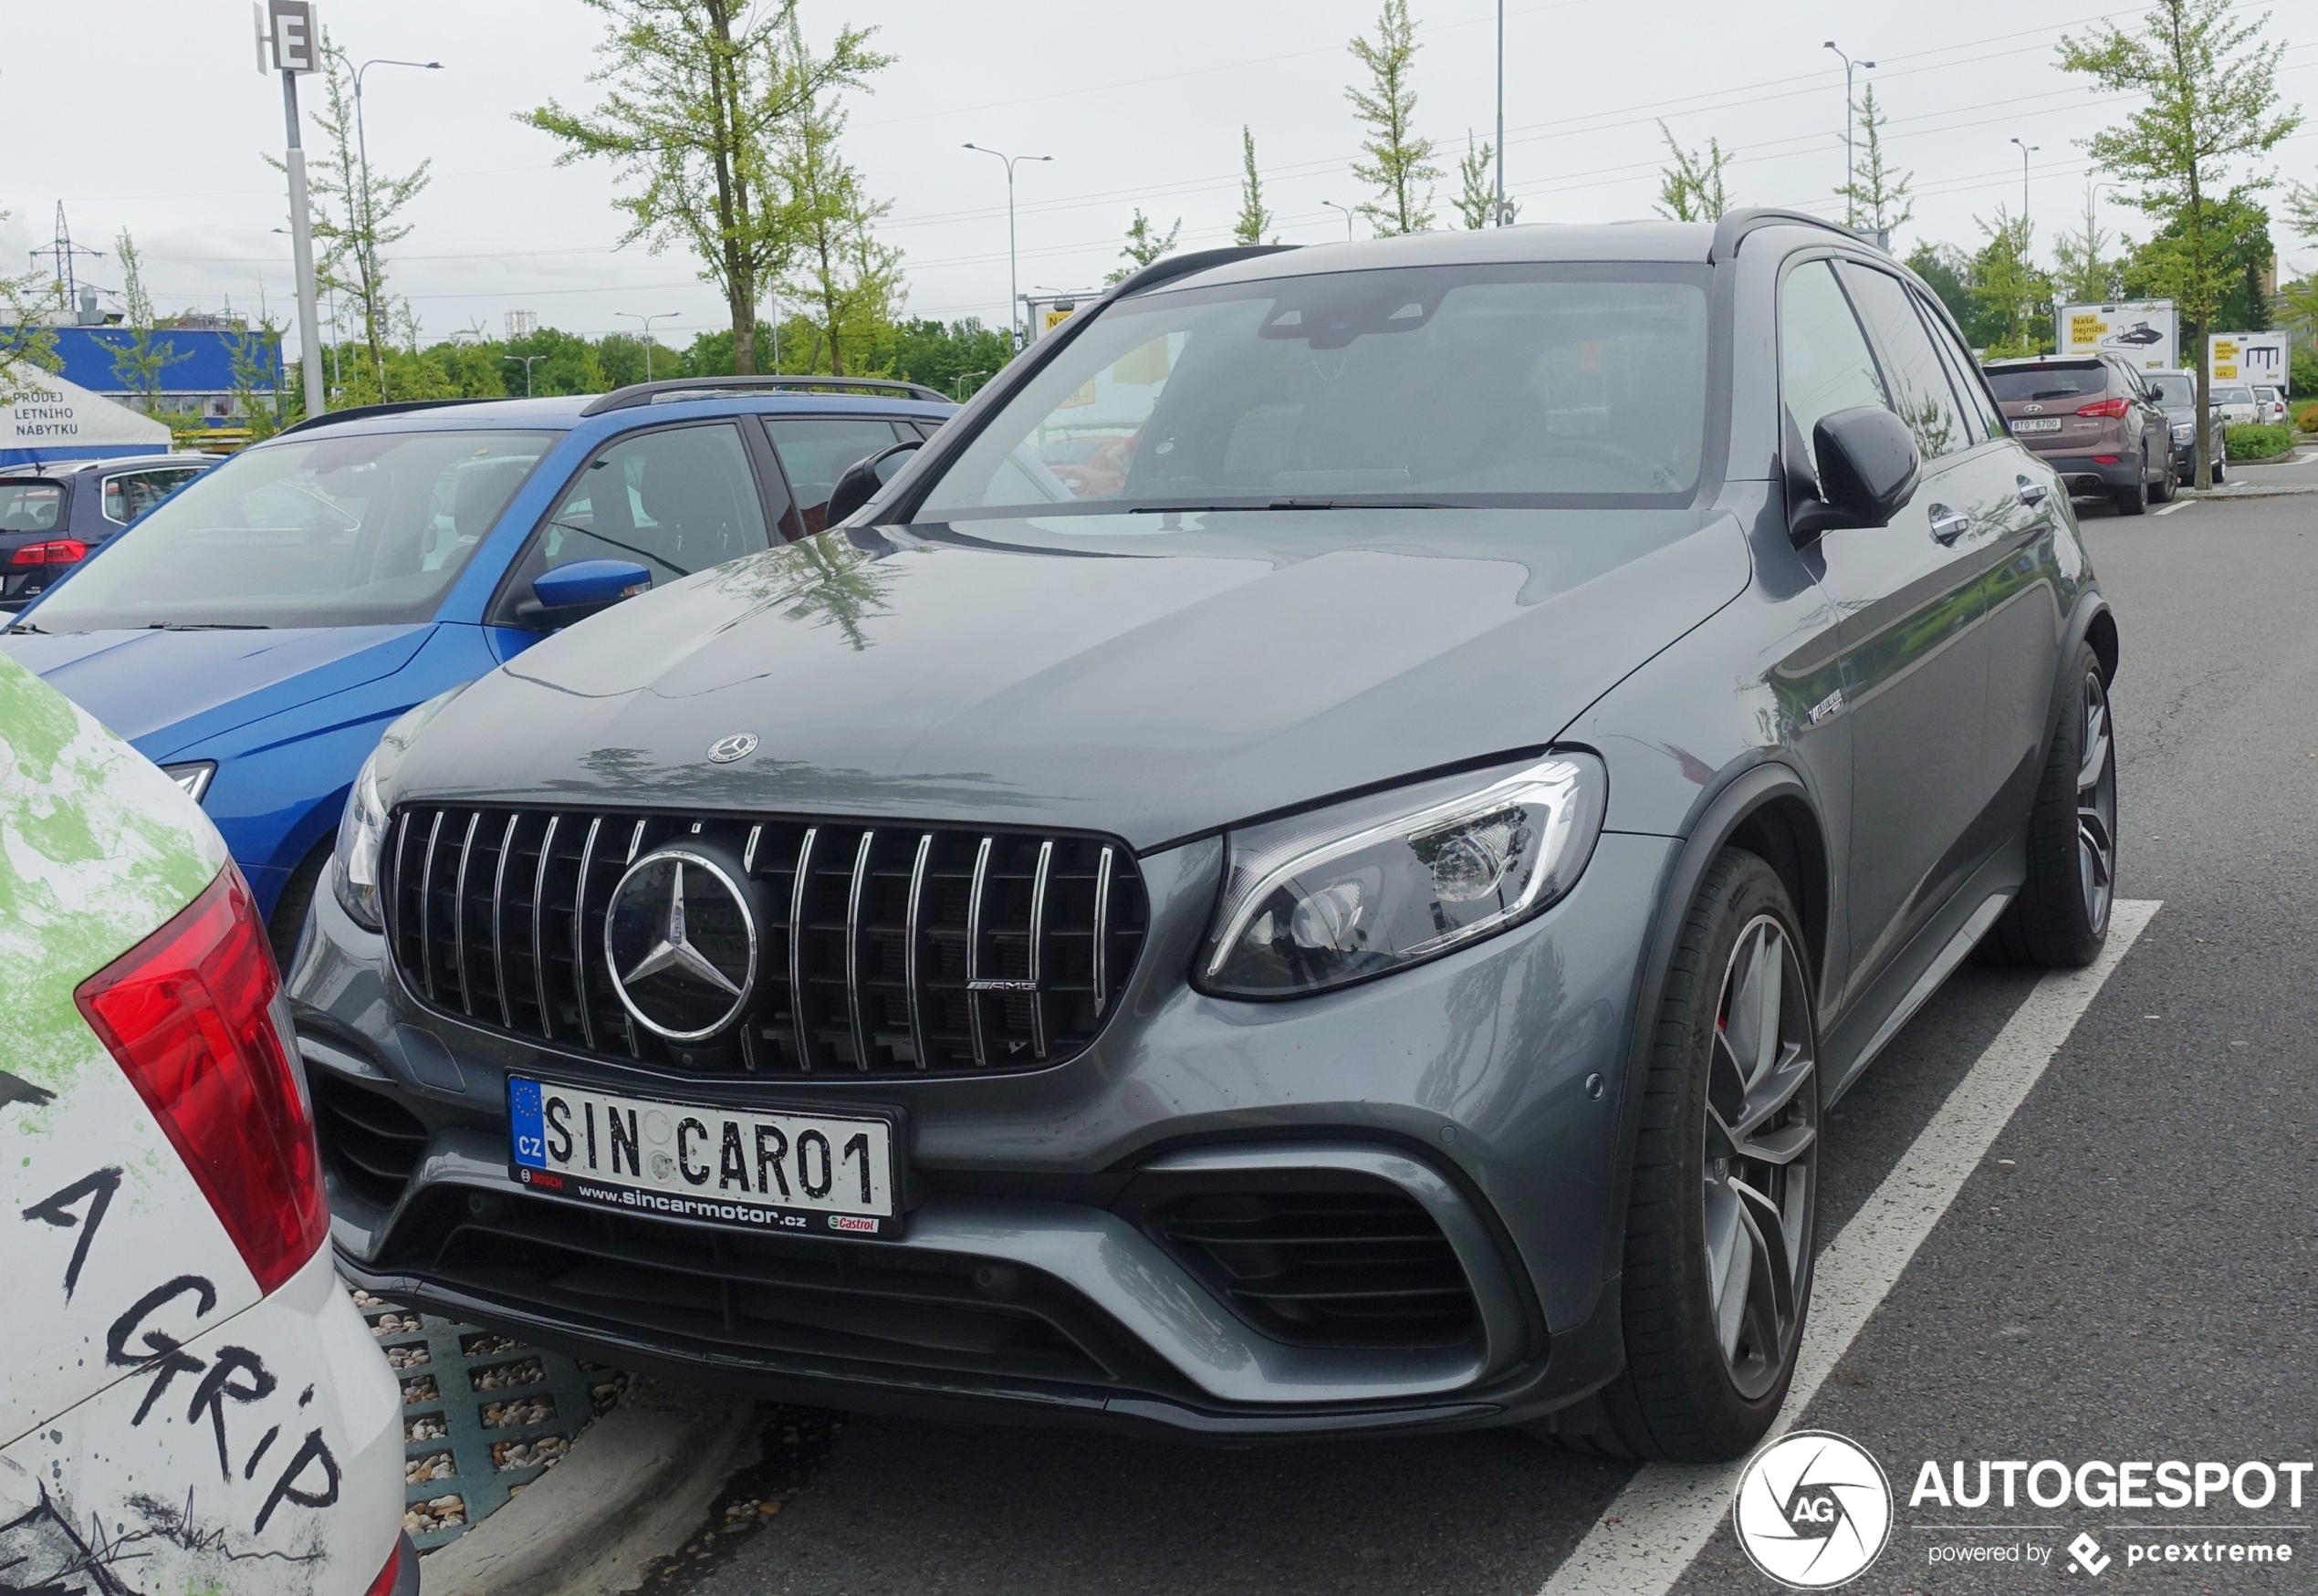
888 317 1012 398
1655 122 1733 222
1970 208 2052 356
1452 132 1513 228
1106 209 1181 285
2057 0 2302 485
224 317 287 439
99 231 188 415
773 16 904 378
525 0 889 377
1834 85 1914 236
281 38 431 402
1906 242 1977 337
1347 0 1438 235
1233 127 1276 246
2123 193 2277 329
2052 187 2133 304
0 208 65 402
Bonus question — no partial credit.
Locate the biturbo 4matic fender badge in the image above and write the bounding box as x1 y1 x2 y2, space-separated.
1732 1430 1894 1589
603 847 760 1042
706 733 759 764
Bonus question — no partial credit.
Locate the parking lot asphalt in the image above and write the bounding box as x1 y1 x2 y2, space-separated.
657 489 2318 1596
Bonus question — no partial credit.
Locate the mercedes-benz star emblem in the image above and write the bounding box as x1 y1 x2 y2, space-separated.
707 733 759 764
603 848 757 1041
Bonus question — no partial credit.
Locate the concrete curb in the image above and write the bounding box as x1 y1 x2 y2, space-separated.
2182 482 2318 500
420 1380 757 1596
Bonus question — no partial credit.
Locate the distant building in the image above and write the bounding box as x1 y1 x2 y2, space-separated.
507 309 538 340
5 323 281 435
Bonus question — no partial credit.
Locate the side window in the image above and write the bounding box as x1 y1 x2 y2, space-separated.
105 472 167 524
1838 263 1973 461
530 422 771 588
1917 297 2003 443
763 418 909 534
1778 260 1888 478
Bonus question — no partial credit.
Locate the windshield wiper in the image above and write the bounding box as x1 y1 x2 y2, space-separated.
1126 499 1458 514
6 621 47 634
149 622 271 631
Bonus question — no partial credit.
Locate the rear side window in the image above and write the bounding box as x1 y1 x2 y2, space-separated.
1778 261 1888 478
101 467 200 526
1837 263 1973 461
517 421 771 596
1916 298 2003 443
763 417 909 534
0 482 64 532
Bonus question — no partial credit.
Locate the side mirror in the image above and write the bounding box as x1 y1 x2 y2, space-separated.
517 558 653 628
823 441 922 528
1791 405 1920 541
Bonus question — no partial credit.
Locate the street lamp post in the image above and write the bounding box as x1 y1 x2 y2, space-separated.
616 312 681 381
256 3 327 418
1494 0 1507 225
504 353 545 398
1822 41 1875 225
962 144 1052 350
1321 200 1355 241
2010 138 2039 229
352 57 444 393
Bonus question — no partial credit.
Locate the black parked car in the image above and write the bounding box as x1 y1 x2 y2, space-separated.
0 452 217 608
2141 369 2227 485
294 213 2116 1463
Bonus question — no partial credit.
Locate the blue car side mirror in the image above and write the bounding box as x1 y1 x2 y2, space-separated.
521 559 653 628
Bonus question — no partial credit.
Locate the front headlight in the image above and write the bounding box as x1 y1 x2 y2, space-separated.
2172 422 2195 443
1200 752 1607 998
332 746 390 931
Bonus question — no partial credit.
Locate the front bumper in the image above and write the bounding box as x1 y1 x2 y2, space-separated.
289 829 1673 1437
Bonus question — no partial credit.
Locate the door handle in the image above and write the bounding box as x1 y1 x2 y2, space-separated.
1928 505 1969 544
2016 475 2050 508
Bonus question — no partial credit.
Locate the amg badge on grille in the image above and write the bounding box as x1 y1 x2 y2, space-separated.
604 848 759 1041
706 733 759 764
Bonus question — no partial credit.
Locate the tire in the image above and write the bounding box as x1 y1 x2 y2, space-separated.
2212 456 2225 485
2112 464 2147 516
1984 641 2115 968
2149 453 2175 503
1545 849 1821 1461
269 843 330 976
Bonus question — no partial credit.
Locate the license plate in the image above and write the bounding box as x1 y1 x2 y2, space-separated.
2010 418 2063 434
506 1076 901 1237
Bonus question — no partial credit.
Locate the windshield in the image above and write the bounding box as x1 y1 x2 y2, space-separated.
2214 386 2255 406
24 429 552 631
2144 373 2196 406
914 263 1712 517
0 481 65 533
1985 363 2105 402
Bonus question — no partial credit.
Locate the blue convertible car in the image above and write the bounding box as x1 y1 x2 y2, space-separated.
2 376 954 964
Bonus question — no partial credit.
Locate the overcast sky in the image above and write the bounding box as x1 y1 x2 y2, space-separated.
7 0 2313 358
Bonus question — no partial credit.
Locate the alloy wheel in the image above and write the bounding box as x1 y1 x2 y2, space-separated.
1701 915 1818 1401
2077 670 2117 937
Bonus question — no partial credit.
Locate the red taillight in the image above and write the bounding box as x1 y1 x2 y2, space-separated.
2075 396 2131 419
365 1536 411 1596
10 538 87 566
2093 454 2121 464
75 866 329 1294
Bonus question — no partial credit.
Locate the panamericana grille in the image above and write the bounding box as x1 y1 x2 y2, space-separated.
383 807 1148 1078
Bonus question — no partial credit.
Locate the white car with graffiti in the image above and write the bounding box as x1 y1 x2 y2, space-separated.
1 654 408 1595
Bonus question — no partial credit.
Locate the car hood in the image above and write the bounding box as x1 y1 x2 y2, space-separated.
390 512 1751 849
0 624 433 757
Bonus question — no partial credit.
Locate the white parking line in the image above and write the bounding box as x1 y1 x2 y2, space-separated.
1535 898 2161 1596
2152 498 2194 516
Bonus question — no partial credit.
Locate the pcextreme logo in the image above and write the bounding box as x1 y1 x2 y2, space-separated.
1732 1430 1895 1589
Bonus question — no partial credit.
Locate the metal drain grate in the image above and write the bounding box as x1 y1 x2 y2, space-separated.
352 1288 625 1550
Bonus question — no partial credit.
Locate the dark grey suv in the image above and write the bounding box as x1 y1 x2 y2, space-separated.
291 212 2117 1463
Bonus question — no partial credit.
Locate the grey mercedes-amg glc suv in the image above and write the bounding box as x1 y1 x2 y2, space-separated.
290 211 2117 1461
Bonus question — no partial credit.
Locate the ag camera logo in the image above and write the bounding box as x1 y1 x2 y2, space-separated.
1733 1430 1894 1589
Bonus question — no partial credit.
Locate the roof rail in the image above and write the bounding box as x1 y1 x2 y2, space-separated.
1108 244 1299 298
580 374 949 416
1708 207 1885 264
277 397 503 437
